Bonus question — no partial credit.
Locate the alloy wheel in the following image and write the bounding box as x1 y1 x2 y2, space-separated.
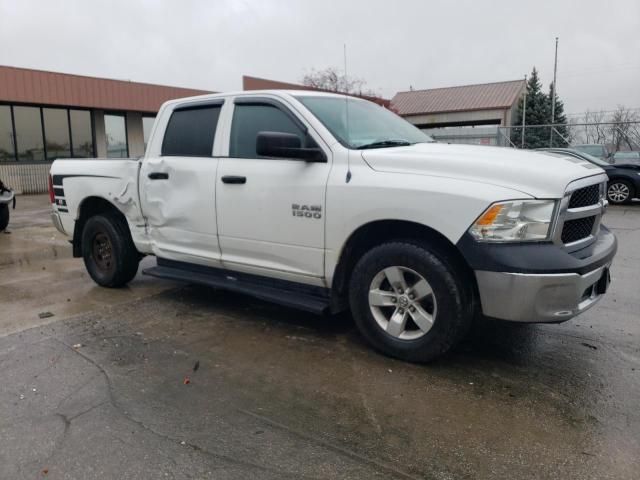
368 266 437 340
608 183 630 203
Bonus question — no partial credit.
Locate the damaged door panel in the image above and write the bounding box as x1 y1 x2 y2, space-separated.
139 156 221 263
138 101 224 265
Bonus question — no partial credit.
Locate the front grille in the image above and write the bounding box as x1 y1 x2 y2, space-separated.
561 216 595 243
568 185 600 208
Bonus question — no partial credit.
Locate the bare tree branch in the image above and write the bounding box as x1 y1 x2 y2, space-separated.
301 67 379 97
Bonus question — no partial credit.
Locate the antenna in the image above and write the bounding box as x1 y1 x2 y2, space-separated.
550 36 559 147
344 43 352 183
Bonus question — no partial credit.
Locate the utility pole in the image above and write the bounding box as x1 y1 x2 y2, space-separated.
550 36 558 147
521 74 527 148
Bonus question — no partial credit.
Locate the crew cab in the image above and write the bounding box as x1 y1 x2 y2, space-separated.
49 90 617 362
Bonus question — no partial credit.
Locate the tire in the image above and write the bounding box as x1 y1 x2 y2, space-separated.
349 241 472 363
0 204 8 231
607 180 634 204
81 213 140 287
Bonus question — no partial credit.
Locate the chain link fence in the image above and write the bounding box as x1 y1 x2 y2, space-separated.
496 121 640 157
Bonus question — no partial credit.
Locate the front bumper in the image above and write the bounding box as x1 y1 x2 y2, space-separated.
475 264 610 322
458 226 617 323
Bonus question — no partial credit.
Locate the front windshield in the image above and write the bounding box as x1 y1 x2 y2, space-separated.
296 95 433 149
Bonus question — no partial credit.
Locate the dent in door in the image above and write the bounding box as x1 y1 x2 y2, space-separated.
142 156 220 260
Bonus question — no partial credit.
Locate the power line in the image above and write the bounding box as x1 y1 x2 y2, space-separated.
560 63 640 77
565 107 640 117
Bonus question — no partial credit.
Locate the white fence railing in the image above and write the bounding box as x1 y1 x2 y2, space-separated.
0 162 52 194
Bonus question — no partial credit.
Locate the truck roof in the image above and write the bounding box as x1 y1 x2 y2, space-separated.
161 89 357 107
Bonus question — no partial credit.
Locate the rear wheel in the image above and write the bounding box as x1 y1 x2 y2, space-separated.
81 214 140 287
349 242 472 363
0 204 8 231
607 180 633 204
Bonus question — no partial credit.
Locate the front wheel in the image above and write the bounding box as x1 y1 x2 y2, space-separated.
81 213 140 287
0 204 8 231
349 242 472 363
607 180 633 204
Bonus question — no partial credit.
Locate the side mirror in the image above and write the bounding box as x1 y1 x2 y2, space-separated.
256 131 326 162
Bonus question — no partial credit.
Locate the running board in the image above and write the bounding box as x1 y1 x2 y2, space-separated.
143 259 330 315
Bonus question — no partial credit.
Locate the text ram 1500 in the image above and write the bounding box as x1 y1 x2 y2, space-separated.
49 91 617 362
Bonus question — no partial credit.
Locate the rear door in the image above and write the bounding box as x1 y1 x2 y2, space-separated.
216 96 331 281
139 100 224 264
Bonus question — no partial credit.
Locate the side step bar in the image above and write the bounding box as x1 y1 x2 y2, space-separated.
143 259 331 315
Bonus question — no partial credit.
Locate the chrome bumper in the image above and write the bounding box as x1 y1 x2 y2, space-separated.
475 264 611 323
51 212 66 235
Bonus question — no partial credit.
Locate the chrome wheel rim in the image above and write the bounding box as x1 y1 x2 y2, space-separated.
608 183 629 203
368 266 437 340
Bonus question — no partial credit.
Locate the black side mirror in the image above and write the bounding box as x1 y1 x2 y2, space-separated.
256 131 326 162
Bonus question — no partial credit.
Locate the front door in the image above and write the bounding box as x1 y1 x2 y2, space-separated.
140 101 224 264
216 97 331 280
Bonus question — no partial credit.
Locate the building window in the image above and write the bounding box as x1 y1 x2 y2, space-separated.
43 108 71 160
0 105 95 162
13 106 45 162
104 114 128 158
0 106 15 162
70 110 94 157
142 116 155 152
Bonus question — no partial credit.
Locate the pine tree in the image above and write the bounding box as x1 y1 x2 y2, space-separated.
512 67 552 148
547 83 569 147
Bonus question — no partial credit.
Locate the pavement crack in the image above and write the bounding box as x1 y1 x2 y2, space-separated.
238 409 423 480
52 338 319 478
55 371 101 411
66 400 108 422
36 413 72 474
350 356 383 436
340 337 384 437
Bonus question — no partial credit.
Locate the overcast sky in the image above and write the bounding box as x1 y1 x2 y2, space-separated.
1 0 639 117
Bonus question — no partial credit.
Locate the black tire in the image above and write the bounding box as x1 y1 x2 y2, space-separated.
81 213 140 287
607 180 634 204
0 204 8 231
349 242 472 363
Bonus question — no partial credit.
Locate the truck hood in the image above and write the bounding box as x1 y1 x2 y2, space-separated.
361 143 605 198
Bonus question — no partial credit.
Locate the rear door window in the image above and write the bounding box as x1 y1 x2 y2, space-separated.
161 104 221 157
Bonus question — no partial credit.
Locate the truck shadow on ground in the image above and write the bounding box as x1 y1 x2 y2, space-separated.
178 284 546 369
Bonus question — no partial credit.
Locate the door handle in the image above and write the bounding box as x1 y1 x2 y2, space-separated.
221 175 246 184
148 172 169 180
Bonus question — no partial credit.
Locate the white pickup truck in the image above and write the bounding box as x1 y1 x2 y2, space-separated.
49 90 617 362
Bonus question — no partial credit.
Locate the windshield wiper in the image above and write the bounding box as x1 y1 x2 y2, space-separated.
355 140 413 150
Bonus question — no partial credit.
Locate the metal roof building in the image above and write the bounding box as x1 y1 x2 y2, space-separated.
391 80 525 146
0 65 211 192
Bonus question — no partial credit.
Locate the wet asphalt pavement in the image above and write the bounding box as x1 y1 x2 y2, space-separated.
0 195 638 479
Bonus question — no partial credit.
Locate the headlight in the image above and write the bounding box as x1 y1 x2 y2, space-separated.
469 200 556 242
